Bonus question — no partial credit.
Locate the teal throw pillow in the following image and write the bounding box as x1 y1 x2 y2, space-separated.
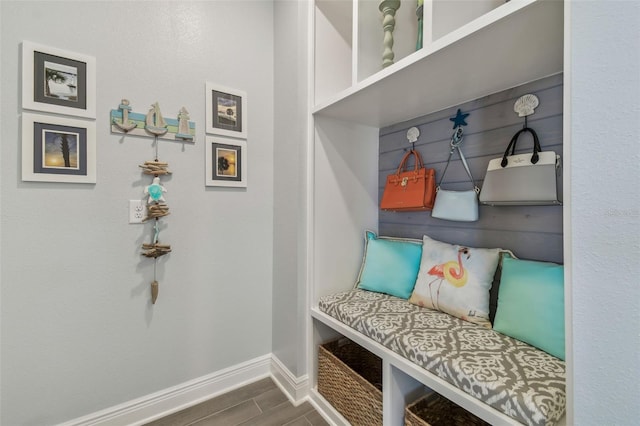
493 256 565 360
356 231 422 299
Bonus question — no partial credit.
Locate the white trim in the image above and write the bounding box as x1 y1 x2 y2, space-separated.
562 1 573 424
308 388 347 426
270 354 309 406
58 355 272 426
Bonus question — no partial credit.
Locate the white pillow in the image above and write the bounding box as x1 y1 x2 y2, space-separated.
408 235 501 328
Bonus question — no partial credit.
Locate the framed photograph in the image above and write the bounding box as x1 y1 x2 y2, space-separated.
22 112 96 183
22 41 96 118
205 82 247 139
205 136 247 187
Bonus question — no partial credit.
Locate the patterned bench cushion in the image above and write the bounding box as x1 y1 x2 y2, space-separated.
318 289 566 426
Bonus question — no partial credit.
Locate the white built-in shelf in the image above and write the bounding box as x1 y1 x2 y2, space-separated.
313 0 563 128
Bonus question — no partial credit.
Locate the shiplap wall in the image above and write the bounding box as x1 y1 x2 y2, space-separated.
379 74 563 263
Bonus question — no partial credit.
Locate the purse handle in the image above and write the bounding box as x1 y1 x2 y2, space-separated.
437 127 478 191
501 127 541 167
395 149 424 174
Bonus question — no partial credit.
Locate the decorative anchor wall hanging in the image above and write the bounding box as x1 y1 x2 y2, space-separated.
111 99 196 304
110 99 196 142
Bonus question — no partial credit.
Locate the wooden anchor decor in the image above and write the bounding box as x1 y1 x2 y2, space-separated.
110 98 196 142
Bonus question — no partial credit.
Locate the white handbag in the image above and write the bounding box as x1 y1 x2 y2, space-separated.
479 127 561 206
431 129 480 222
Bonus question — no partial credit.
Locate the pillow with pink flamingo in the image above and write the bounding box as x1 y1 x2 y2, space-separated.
408 235 501 328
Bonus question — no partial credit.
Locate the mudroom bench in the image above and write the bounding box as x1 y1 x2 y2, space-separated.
311 289 566 426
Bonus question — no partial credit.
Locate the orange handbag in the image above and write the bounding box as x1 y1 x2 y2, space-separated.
380 150 436 211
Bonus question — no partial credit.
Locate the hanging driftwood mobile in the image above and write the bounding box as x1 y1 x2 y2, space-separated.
141 160 172 304
113 99 196 305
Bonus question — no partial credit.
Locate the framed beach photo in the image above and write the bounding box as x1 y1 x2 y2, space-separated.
205 82 247 139
22 41 96 118
205 136 247 187
22 112 96 183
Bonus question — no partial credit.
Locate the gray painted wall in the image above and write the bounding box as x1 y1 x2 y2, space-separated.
0 2 274 424
272 0 309 377
379 74 564 263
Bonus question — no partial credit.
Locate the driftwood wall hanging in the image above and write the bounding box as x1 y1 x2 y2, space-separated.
112 99 196 304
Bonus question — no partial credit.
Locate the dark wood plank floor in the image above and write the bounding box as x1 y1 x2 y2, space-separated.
145 377 329 426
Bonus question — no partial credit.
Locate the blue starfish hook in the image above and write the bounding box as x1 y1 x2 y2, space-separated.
449 109 469 129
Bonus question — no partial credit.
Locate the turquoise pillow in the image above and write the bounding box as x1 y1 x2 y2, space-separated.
493 256 565 360
356 231 422 299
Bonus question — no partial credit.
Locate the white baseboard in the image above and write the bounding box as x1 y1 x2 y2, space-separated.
269 354 309 406
308 388 347 426
58 355 273 426
58 355 312 426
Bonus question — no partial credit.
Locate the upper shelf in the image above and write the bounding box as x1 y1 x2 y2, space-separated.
313 0 564 128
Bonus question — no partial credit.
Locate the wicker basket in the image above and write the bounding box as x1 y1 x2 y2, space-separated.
405 392 490 426
318 338 383 425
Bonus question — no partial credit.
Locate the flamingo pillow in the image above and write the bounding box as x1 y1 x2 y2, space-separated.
408 235 501 327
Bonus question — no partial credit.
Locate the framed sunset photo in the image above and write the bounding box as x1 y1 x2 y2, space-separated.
22 112 96 183
205 136 246 188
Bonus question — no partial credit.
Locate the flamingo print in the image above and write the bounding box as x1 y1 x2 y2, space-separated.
426 247 470 310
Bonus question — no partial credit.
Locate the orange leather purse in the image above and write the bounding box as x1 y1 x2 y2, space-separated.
380 150 436 211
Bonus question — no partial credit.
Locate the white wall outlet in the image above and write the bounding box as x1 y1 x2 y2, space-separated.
129 200 148 224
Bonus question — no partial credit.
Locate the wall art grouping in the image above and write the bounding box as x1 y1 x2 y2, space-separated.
19 41 250 189
21 41 97 183
205 82 248 187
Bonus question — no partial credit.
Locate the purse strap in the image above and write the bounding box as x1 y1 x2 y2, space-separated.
396 149 424 174
501 127 542 167
437 127 478 191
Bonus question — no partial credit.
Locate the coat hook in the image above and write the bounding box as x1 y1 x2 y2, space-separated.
407 127 419 151
514 94 539 129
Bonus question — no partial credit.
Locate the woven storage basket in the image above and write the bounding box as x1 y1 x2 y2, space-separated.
405 392 490 426
318 338 383 426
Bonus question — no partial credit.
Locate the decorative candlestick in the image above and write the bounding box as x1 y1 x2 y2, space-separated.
379 0 401 68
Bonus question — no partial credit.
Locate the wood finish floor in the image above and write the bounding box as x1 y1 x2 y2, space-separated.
145 378 329 426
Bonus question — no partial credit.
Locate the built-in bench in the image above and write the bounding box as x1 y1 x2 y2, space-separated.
317 289 566 426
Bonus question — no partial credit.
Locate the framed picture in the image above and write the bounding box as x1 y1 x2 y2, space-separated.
205 82 247 139
22 112 96 183
205 136 247 187
22 41 96 118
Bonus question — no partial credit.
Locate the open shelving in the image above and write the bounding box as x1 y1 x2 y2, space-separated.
313 0 563 127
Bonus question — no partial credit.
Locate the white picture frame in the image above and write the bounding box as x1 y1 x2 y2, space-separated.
205 82 247 139
205 136 247 188
22 112 96 183
22 41 97 119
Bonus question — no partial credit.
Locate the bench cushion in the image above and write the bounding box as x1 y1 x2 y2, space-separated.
318 289 566 426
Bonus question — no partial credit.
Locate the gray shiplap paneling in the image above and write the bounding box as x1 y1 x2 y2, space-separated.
379 74 563 263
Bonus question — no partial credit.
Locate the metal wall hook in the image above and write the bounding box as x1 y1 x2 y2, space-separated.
407 127 419 151
514 94 539 129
